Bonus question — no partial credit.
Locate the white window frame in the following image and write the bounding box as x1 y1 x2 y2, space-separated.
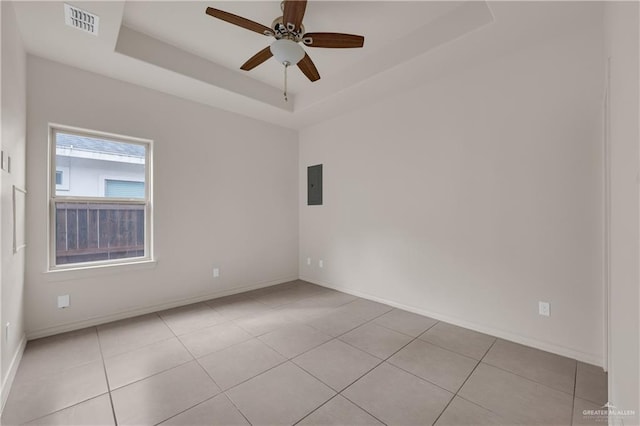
48 124 154 271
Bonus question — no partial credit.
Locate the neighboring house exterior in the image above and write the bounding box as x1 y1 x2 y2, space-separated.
55 133 145 198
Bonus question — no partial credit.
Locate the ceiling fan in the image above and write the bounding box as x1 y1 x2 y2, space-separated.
205 0 365 100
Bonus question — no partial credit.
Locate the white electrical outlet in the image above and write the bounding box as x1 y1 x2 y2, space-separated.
58 295 70 309
319 260 324 268
306 257 311 266
538 301 550 317
213 268 220 278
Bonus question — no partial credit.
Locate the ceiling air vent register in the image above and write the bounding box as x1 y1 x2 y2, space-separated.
64 4 99 35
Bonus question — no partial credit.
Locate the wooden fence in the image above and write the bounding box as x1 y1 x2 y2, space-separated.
55 202 145 265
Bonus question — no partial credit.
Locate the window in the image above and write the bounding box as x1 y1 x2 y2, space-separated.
50 125 153 269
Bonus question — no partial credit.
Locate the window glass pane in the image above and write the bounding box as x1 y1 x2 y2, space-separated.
55 202 145 265
55 171 63 185
55 132 146 198
105 180 145 198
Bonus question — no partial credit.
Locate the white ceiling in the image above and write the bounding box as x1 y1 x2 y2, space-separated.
122 1 463 93
12 1 602 129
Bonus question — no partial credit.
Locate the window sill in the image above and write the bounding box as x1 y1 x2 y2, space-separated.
44 259 157 282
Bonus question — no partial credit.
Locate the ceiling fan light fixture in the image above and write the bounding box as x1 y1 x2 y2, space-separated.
270 39 305 66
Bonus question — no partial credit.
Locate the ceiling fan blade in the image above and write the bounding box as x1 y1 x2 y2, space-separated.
297 53 320 82
240 46 273 71
302 32 364 48
205 7 272 36
283 0 307 32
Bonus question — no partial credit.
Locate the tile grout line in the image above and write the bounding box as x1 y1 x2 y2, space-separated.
218 301 397 425
16 393 112 425
448 339 529 423
232 293 359 338
466 337 582 398
184 357 258 426
181 313 323 394
178 336 258 425
289 337 388 426
257 332 333 362
218 393 254 426
331 302 585 402
291 354 392 426
132 284 329 424
244 300 394 362
245 284 334 309
156 296 328 426
220 357 290 393
102 334 178 359
153 310 257 425
95 325 119 426
291 339 384 388
338 394 389 426
335 314 438 367
431 338 499 425
477 358 578 399
333 318 443 425
340 324 472 396
214 285 348 424
291 394 343 426
100 313 197 392
112 358 197 392
149 394 220 426
11 331 115 424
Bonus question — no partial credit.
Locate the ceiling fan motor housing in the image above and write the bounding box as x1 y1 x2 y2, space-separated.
270 16 305 42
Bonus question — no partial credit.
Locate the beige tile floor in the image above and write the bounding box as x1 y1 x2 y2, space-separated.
2 280 607 426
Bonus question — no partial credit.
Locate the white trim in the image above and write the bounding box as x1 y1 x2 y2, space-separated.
1 334 26 413
12 185 27 254
48 124 154 271
49 123 152 146
603 56 612 374
26 276 298 340
43 259 157 282
301 276 604 368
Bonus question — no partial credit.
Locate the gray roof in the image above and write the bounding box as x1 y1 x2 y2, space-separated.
57 133 145 158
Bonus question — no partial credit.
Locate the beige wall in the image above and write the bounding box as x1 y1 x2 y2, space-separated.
604 2 640 423
25 56 299 337
299 23 605 365
1 0 27 407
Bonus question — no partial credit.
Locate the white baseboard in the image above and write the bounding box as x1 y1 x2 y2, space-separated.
27 276 298 340
301 276 604 368
1 334 27 414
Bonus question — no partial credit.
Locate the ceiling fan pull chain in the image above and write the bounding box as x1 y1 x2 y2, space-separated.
284 62 289 102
